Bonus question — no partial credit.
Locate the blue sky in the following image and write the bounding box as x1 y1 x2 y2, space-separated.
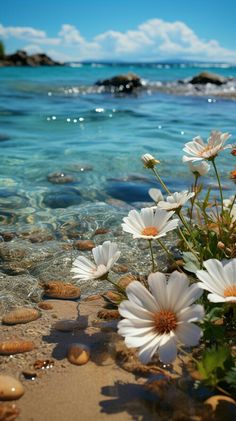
1 0 236 62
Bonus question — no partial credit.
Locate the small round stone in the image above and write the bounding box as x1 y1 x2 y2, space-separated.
53 319 81 332
118 274 136 289
2 308 40 325
0 340 34 355
67 344 90 365
42 281 81 300
38 302 54 310
74 240 95 251
47 172 75 184
0 375 24 401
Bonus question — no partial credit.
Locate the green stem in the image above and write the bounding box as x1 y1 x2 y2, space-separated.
148 240 156 272
178 227 200 263
178 210 192 236
189 174 199 222
211 158 224 215
156 238 184 272
106 276 127 297
152 167 172 195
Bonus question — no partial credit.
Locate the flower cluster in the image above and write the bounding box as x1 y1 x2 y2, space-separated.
71 129 235 388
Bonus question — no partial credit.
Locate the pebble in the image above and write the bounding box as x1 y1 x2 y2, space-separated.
84 294 102 302
93 228 110 236
42 280 81 300
118 274 137 289
53 319 81 332
47 172 75 184
0 340 34 355
204 395 236 410
103 291 123 302
97 309 121 320
112 264 129 273
33 359 54 370
0 403 20 420
0 232 16 242
67 344 90 365
0 376 24 401
2 308 40 325
38 302 54 310
74 240 95 251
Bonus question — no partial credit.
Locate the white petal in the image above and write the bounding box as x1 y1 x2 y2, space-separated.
174 283 203 312
148 272 167 309
118 325 154 337
176 322 202 346
158 336 177 363
126 281 158 313
196 268 225 295
119 300 153 321
138 335 162 364
224 259 236 285
178 304 204 322
207 293 226 303
125 332 156 348
166 271 189 310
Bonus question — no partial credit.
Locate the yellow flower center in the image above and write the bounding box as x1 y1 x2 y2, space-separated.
153 310 177 334
142 226 158 236
223 284 236 297
199 145 212 156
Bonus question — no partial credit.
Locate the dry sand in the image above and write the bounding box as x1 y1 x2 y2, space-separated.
0 298 147 421
1 297 234 421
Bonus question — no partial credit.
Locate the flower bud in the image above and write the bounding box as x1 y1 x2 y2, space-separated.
141 153 160 169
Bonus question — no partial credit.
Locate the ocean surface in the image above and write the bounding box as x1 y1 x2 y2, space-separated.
0 62 236 306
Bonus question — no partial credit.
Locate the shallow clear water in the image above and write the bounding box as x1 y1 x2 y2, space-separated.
0 63 235 233
0 62 235 309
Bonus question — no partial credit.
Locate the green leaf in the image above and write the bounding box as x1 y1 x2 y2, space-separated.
183 251 200 273
197 346 233 387
224 368 236 390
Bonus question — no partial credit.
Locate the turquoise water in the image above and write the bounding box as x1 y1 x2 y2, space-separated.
1 63 236 233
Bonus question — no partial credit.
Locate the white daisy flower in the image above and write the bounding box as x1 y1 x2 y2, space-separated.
157 191 195 211
183 131 232 162
148 188 164 203
196 258 236 303
122 207 179 240
71 241 120 282
118 271 204 364
188 161 210 176
141 153 160 168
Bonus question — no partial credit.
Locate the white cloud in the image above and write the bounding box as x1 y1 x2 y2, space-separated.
0 23 60 45
1 19 236 62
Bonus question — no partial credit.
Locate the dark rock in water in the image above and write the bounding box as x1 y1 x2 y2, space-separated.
43 188 81 208
47 172 76 184
95 72 142 93
106 180 151 203
0 134 11 141
190 71 227 85
0 50 63 67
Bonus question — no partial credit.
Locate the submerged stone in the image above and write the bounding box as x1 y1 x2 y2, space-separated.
43 188 81 208
42 280 81 300
106 180 151 203
2 308 40 325
0 375 24 400
67 343 90 365
47 172 76 184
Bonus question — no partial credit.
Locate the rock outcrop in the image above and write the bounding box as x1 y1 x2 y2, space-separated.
0 50 63 67
95 72 142 93
189 71 227 85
